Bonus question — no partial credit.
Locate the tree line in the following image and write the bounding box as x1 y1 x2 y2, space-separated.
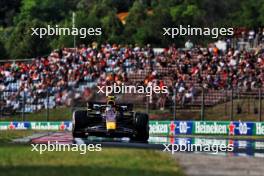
0 0 263 59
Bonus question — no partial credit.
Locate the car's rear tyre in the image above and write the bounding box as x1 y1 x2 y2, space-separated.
72 110 89 138
132 112 149 142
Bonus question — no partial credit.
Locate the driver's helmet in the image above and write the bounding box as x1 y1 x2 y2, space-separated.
107 96 115 106
105 96 116 121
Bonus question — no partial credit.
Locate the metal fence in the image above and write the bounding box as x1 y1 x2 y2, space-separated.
0 86 263 121
0 83 96 121
115 87 263 122
0 89 54 121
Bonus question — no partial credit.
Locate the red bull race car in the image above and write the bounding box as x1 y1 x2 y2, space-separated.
72 96 149 142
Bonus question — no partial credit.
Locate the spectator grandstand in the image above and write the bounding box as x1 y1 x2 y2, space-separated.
0 36 263 119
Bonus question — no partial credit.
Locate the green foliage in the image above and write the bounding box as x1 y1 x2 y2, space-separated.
124 0 147 43
15 0 78 23
101 11 124 43
0 0 264 59
259 3 264 26
111 0 134 12
231 0 264 28
0 40 7 59
76 0 96 11
170 3 204 26
75 9 102 44
89 0 114 19
49 19 73 49
0 0 21 27
6 19 51 59
134 7 174 46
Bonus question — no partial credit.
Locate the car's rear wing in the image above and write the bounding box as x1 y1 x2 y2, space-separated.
87 102 134 111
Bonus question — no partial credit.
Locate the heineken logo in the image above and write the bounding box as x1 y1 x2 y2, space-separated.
256 123 264 135
149 122 168 134
31 122 61 130
195 122 227 134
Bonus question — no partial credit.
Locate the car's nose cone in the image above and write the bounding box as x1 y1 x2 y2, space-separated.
106 121 116 130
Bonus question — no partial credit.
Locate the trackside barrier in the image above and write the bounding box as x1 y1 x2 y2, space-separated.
0 121 72 131
0 121 264 136
149 121 264 136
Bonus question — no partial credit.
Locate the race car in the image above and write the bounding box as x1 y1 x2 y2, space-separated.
72 96 149 141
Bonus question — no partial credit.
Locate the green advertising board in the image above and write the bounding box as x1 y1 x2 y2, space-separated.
149 121 171 136
254 122 264 135
148 120 264 136
0 121 264 136
0 121 71 131
194 121 229 135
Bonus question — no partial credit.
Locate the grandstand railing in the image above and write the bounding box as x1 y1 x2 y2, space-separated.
1 81 263 121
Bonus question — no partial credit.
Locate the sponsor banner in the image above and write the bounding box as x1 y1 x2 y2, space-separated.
0 121 71 131
174 121 193 135
194 121 229 135
149 121 170 136
30 121 72 130
149 121 193 136
231 121 254 136
0 120 263 136
254 122 264 135
149 121 264 136
0 122 30 130
194 121 255 135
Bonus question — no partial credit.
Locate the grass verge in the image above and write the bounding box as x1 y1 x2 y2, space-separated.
0 146 185 176
0 130 36 143
0 107 72 121
0 131 185 176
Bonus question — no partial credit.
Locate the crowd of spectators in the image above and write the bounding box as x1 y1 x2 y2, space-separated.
0 38 264 114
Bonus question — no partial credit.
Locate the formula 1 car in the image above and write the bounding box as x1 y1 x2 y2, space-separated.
72 96 149 141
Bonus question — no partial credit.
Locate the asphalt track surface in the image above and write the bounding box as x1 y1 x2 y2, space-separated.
23 132 264 176
172 153 264 176
30 132 164 149
29 132 264 157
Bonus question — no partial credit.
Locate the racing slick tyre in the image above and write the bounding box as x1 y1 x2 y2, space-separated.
132 112 149 142
72 110 89 138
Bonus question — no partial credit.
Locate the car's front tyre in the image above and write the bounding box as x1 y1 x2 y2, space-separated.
72 110 89 138
132 112 149 142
